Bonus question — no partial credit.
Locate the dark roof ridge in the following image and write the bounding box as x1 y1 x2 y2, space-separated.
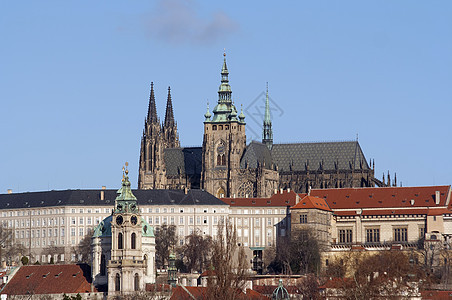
273 140 357 145
311 185 451 191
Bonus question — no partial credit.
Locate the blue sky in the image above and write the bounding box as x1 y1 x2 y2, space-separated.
1 1 451 192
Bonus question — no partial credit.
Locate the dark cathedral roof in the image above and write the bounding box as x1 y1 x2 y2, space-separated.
240 141 273 169
0 188 225 209
163 147 202 177
240 140 369 172
271 141 369 172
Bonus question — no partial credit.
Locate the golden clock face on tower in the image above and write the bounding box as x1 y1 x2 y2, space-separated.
116 215 123 225
131 215 138 225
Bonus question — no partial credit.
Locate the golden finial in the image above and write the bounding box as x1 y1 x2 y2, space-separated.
125 162 129 175
223 48 226 57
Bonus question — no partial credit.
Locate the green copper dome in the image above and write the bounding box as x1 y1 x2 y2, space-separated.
272 279 289 300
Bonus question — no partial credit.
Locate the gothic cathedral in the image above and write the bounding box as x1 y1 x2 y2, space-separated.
138 53 378 198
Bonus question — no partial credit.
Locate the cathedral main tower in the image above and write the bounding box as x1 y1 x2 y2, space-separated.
201 53 247 198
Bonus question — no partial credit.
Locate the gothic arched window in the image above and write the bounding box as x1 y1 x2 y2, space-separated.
221 155 226 166
134 273 139 291
118 232 123 249
100 254 106 276
131 232 136 249
115 273 121 291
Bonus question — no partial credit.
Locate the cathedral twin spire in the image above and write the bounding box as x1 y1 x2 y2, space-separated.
146 83 176 128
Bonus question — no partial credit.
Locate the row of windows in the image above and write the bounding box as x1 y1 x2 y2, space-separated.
337 227 426 244
146 207 224 214
1 208 112 217
15 227 87 239
5 216 105 228
147 215 224 226
235 209 286 215
235 217 280 226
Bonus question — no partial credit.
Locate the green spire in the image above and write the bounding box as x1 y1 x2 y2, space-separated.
262 83 273 149
210 51 243 123
238 104 245 122
204 100 212 122
115 163 137 202
218 51 232 103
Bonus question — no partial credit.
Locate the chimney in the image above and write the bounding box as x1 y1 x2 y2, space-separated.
435 191 440 205
274 189 278 195
295 194 300 204
308 186 311 196
100 186 106 200
287 188 291 193
7 189 12 194
280 188 283 194
184 187 188 195
233 194 236 198
410 199 415 206
245 194 249 198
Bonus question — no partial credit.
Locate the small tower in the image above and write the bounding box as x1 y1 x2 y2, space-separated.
262 82 273 150
167 251 177 287
107 163 156 295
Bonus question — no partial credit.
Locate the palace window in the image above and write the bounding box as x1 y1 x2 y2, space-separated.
118 233 123 249
134 273 139 291
394 228 407 242
300 214 307 224
115 274 121 291
419 227 426 238
131 233 136 249
339 229 353 244
366 228 380 243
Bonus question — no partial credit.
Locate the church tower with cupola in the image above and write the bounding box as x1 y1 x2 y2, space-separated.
201 53 247 198
92 164 155 295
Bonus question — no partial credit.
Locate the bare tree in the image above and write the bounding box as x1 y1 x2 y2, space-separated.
155 224 177 269
330 250 423 300
207 218 248 300
270 229 321 275
0 223 13 264
297 274 321 300
71 229 93 264
181 230 212 273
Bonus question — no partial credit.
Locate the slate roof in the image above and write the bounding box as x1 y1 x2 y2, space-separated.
271 141 369 172
240 141 273 169
163 147 202 176
0 264 95 295
0 189 227 209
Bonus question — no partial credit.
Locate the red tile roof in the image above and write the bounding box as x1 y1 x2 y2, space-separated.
0 264 95 295
170 286 269 300
291 195 332 211
308 186 451 210
421 290 452 299
222 190 298 207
